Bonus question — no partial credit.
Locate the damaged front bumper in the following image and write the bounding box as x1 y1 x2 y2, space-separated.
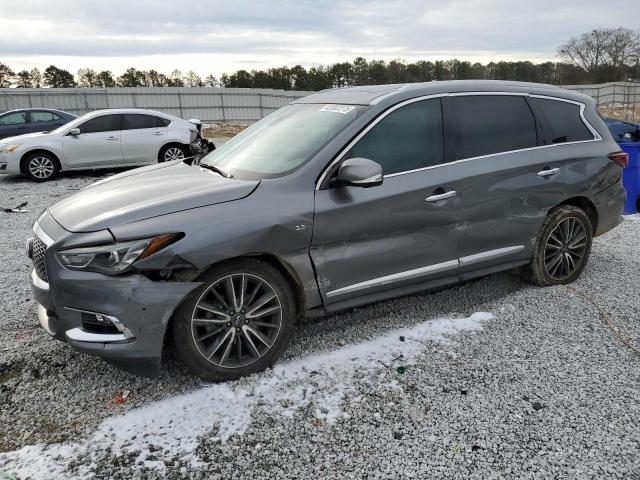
29 212 201 377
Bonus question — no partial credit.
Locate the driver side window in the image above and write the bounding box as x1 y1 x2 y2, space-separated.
79 115 121 134
345 99 444 175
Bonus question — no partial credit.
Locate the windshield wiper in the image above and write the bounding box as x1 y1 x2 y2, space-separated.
198 163 233 178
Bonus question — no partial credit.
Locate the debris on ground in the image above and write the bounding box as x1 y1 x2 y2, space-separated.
112 390 131 405
598 104 640 122
1 202 27 213
202 123 248 139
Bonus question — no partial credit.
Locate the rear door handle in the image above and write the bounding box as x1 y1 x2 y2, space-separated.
106 136 118 141
153 132 164 136
425 190 456 202
537 167 559 177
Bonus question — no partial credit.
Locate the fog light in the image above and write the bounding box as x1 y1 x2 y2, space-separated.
66 307 135 339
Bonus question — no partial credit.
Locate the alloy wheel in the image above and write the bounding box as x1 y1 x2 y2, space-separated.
29 157 55 179
190 273 282 368
164 147 185 162
543 217 588 280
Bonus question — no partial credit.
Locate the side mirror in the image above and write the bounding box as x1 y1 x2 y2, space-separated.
332 157 383 188
68 128 80 136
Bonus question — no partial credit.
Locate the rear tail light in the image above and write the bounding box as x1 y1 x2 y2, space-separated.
608 151 629 168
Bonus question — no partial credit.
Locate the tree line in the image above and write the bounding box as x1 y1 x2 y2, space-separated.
1 27 638 90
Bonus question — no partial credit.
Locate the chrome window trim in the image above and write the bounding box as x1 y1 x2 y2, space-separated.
316 91 601 189
326 259 459 298
33 221 54 247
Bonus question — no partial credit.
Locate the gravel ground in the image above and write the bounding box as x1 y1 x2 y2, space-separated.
1 170 639 479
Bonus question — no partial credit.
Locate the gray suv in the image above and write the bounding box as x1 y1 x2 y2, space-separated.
28 81 626 380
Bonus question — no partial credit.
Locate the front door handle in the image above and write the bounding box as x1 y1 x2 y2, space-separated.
152 132 164 136
537 167 559 177
106 136 118 141
425 190 456 202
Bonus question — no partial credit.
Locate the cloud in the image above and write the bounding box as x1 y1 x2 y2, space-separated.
0 0 638 76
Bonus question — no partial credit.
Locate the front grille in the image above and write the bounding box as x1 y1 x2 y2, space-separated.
32 237 48 282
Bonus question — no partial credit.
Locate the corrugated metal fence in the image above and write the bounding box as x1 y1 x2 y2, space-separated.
562 81 640 106
0 82 638 122
0 87 315 123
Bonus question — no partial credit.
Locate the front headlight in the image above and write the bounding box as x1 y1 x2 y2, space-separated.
57 234 181 274
0 143 22 154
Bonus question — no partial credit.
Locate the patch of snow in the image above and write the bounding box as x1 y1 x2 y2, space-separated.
624 213 640 221
0 312 492 480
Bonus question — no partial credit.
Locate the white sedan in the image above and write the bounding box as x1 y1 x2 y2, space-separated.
0 108 197 181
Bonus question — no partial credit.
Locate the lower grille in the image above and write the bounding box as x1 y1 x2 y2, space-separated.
32 237 48 282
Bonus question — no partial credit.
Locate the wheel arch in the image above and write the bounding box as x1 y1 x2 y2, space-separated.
20 149 62 174
553 196 598 234
158 141 191 161
162 253 307 353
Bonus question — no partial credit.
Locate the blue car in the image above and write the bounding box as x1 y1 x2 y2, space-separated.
604 118 640 214
604 117 640 143
0 108 76 140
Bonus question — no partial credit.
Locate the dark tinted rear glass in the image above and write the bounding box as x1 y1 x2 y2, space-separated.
79 114 120 134
450 95 537 160
122 114 162 130
346 98 443 174
530 97 594 144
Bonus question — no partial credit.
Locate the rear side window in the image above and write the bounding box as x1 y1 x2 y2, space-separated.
449 95 537 160
346 99 443 175
157 117 171 127
0 111 27 125
79 115 120 134
31 111 61 123
529 97 594 144
122 114 161 130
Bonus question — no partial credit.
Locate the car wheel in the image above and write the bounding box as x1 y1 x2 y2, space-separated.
172 259 296 381
24 152 60 182
522 205 593 286
158 144 187 163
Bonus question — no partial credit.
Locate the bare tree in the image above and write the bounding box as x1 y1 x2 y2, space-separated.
0 63 14 87
558 29 612 75
604 27 640 68
184 70 203 87
77 68 99 87
30 68 42 88
204 74 220 87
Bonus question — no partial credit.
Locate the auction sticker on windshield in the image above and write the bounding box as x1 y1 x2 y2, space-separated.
318 104 356 114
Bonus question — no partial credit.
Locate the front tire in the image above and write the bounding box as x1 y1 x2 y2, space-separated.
522 205 593 286
24 152 60 181
158 144 187 163
172 259 296 381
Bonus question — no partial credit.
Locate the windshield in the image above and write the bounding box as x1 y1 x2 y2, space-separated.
200 103 364 179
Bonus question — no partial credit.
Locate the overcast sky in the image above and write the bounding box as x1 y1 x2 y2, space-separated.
0 0 638 78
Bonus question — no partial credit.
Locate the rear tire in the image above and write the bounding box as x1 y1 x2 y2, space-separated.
158 144 187 163
23 152 60 182
522 205 593 286
172 259 296 382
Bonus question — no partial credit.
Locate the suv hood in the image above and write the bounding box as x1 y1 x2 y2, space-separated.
49 161 259 232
